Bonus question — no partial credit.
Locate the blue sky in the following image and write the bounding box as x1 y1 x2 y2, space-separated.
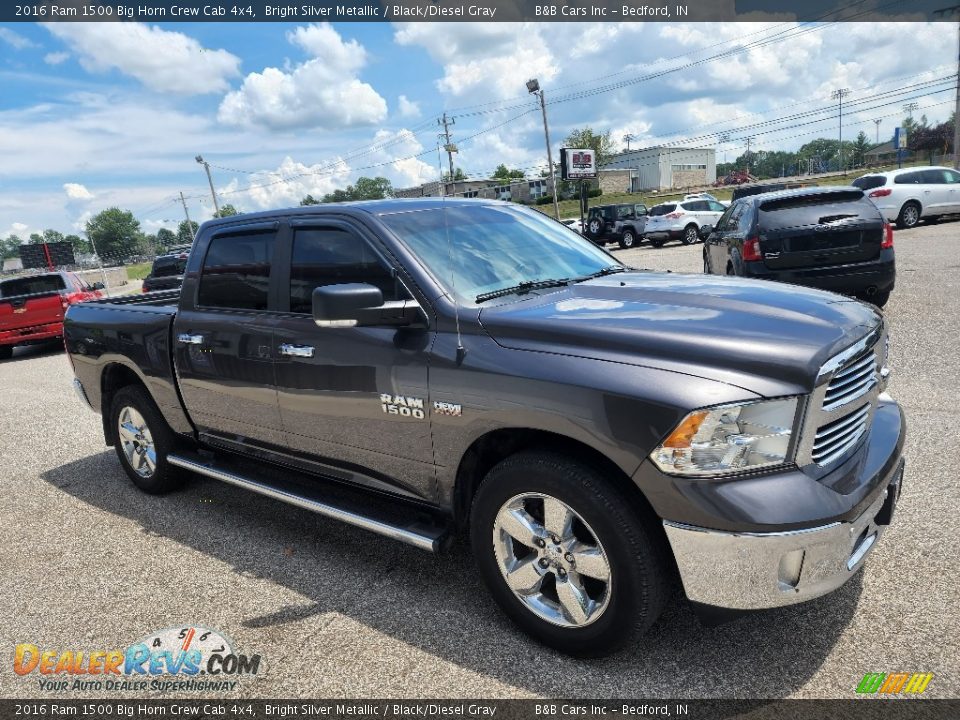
0 20 954 240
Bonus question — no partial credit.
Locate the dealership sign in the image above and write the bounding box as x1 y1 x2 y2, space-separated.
560 148 597 180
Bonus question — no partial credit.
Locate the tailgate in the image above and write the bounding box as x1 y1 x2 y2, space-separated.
758 192 883 271
0 292 64 332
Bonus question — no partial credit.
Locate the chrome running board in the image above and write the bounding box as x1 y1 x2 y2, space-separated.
168 453 447 552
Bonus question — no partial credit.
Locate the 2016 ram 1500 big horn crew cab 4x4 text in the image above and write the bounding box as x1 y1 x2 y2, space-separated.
66 199 905 655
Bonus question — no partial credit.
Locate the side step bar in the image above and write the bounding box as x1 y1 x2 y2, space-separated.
167 453 448 553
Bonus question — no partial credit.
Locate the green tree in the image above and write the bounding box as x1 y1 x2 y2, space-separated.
212 204 240 218
63 234 91 254
156 228 177 248
851 131 871 168
321 176 393 203
300 194 320 206
85 208 143 260
176 220 199 244
443 168 466 182
29 232 44 244
563 127 615 169
1 235 22 259
492 164 525 181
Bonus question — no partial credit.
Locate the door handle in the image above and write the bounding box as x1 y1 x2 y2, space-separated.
177 333 204 345
279 343 315 358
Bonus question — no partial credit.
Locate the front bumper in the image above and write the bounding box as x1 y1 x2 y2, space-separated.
663 449 904 611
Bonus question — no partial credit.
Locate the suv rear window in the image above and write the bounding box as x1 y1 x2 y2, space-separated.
588 206 616 220
852 176 886 191
0 274 66 298
151 256 187 278
649 204 677 216
757 191 875 228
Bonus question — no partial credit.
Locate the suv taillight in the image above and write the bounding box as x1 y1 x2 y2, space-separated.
869 188 892 198
665 212 683 219
882 223 894 249
742 236 762 262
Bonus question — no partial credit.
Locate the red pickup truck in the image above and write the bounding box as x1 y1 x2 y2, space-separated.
0 271 103 360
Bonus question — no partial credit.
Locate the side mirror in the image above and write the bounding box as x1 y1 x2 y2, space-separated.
699 224 714 238
312 283 422 328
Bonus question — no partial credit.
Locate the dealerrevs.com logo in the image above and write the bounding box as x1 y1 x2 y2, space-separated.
856 672 934 695
14 626 263 693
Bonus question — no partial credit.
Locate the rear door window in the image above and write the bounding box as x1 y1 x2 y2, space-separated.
894 171 924 185
649 204 677 217
197 230 276 310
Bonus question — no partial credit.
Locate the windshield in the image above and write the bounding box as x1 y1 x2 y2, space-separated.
380 204 619 304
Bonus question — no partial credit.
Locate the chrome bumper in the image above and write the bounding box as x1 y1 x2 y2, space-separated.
663 462 903 610
73 378 96 412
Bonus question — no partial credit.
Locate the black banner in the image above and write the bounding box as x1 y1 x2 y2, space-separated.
3 700 960 720
3 0 954 23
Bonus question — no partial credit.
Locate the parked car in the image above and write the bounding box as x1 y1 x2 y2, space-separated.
584 203 648 248
730 182 811 203
643 198 727 247
853 166 960 229
702 186 895 307
683 192 725 206
0 271 103 360
65 199 905 656
142 246 192 293
560 218 584 234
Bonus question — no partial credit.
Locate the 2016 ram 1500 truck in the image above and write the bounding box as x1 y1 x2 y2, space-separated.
65 199 905 656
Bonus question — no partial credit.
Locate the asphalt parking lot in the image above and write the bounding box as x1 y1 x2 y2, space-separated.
2 220 957 699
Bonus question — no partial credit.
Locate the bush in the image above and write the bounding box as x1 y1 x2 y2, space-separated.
587 187 603 198
534 196 554 206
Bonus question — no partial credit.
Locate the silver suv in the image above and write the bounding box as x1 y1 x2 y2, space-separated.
853 166 960 229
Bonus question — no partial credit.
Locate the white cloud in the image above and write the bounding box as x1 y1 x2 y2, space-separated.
219 23 386 130
0 28 36 50
44 51 70 65
64 183 94 200
397 95 421 119
45 23 240 95
220 156 353 210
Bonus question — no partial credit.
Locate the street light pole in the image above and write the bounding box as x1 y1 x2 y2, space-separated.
195 155 220 215
832 88 851 173
527 79 561 220
874 119 882 145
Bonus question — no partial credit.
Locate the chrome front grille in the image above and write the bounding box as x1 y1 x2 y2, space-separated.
822 351 878 411
811 403 870 466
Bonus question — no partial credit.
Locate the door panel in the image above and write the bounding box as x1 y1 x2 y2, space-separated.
272 224 436 501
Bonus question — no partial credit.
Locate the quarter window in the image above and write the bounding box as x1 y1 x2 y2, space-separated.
197 230 275 310
893 171 923 184
288 228 402 314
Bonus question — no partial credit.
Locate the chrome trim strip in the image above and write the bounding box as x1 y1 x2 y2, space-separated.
167 454 442 552
72 378 96 412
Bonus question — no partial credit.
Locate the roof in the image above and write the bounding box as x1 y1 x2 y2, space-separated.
199 197 511 230
743 185 864 203
854 165 952 179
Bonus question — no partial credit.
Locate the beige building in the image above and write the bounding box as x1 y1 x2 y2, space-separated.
602 146 717 191
394 177 555 204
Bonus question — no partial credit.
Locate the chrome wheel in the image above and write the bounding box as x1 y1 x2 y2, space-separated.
492 492 612 628
684 226 699 244
117 406 157 478
622 231 635 247
901 204 919 228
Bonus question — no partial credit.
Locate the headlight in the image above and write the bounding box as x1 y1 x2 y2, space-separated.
651 398 799 477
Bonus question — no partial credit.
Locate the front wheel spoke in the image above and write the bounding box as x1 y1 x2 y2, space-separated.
556 575 591 624
505 559 545 595
498 508 545 548
143 447 157 472
543 497 573 539
570 545 610 581
118 422 138 442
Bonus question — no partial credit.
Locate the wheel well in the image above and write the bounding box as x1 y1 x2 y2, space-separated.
453 428 661 533
100 363 147 444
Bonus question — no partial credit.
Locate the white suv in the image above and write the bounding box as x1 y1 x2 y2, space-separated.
853 166 960 229
643 198 727 248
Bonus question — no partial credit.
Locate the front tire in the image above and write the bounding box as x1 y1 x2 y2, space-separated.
470 451 669 656
618 229 637 249
0 346 12 361
110 385 185 494
896 201 921 229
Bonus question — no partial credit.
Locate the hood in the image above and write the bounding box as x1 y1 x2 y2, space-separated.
478 271 882 397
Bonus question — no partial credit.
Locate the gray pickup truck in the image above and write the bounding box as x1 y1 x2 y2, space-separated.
65 199 905 655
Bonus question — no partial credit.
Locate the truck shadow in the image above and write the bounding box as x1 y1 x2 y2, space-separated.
43 453 861 698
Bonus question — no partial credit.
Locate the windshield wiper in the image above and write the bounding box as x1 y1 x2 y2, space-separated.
573 265 627 283
476 278 571 304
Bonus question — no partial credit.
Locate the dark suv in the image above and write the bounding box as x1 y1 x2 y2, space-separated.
141 246 191 293
702 187 895 307
585 203 647 249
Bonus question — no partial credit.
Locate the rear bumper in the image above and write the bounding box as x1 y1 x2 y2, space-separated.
644 228 684 241
743 252 895 294
662 400 905 610
0 322 64 347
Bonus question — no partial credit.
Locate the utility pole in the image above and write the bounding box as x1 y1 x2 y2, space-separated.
179 192 196 240
832 88 851 173
623 134 635 151
526 78 561 220
438 112 457 182
874 118 883 144
195 155 220 215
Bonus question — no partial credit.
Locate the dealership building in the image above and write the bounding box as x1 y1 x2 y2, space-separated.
599 146 717 193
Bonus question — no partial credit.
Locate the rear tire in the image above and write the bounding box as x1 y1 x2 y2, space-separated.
650 238 665 249
896 201 921 229
866 289 891 308
618 229 637 249
470 451 669 656
0 346 12 361
110 385 185 495
682 224 699 245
